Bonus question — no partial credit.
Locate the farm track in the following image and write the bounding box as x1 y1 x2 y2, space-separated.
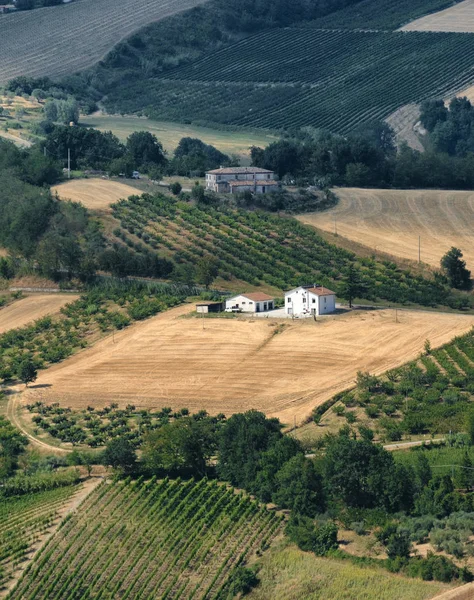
0 294 78 334
298 187 474 272
0 0 208 84
20 305 474 426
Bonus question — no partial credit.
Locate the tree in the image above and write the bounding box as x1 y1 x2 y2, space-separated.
126 132 167 170
458 452 474 492
441 247 472 290
18 359 37 387
467 411 474 446
191 184 206 203
338 263 368 308
420 99 448 132
170 181 182 195
102 437 137 473
196 256 218 289
273 454 326 516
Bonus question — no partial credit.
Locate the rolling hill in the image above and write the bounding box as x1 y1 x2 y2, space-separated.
0 0 207 85
0 294 78 335
401 0 474 32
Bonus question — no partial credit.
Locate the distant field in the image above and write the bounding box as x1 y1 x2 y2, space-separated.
10 478 283 600
298 188 474 271
52 179 139 211
83 114 277 162
134 29 474 134
21 305 474 426
0 0 207 84
247 542 450 600
401 0 474 32
0 294 77 334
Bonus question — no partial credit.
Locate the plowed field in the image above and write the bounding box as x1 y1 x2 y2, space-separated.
52 179 138 211
298 188 474 271
0 294 77 334
401 0 474 32
22 305 474 426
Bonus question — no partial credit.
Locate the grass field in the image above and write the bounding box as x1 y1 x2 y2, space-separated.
82 114 277 162
246 541 450 600
0 295 78 335
52 179 140 212
0 0 207 85
9 478 283 600
401 0 474 32
298 188 474 272
113 28 474 134
20 305 474 426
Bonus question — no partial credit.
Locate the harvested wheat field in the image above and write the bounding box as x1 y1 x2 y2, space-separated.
401 0 474 32
52 179 138 211
0 294 77 334
22 305 474 425
298 188 474 271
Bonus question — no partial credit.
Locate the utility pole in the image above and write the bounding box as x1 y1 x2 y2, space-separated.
334 215 337 236
67 148 71 179
418 236 421 263
43 147 46 157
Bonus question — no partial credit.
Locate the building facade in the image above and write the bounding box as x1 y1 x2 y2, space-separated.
285 286 336 316
206 167 279 194
225 293 275 313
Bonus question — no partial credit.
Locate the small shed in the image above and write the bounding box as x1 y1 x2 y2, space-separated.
196 301 224 314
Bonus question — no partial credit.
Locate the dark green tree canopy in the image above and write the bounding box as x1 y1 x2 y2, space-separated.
441 247 472 291
126 131 167 170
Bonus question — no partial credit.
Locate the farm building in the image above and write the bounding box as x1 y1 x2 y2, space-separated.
285 286 336 316
0 4 15 13
226 293 275 313
206 167 279 194
196 301 224 314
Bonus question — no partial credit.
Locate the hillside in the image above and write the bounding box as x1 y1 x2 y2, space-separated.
9 478 283 599
0 294 78 334
51 180 139 212
402 0 474 32
0 0 207 84
20 305 474 426
298 188 474 272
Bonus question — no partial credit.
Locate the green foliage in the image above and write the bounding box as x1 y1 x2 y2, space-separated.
273 454 326 516
102 437 137 473
286 513 338 555
441 247 472 291
0 469 80 497
0 417 28 480
18 358 38 387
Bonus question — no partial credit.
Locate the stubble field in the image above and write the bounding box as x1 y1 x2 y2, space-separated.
52 179 139 211
401 0 474 32
22 305 474 426
0 294 77 334
298 188 474 271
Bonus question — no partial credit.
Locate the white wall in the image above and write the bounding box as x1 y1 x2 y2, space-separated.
226 296 274 313
285 288 336 316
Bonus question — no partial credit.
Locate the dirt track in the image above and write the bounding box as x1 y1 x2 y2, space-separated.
52 179 139 211
298 188 474 271
22 305 474 426
0 294 77 334
401 0 474 32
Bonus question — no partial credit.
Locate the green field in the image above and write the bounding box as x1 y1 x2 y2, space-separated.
9 478 282 599
82 115 277 163
308 0 464 30
246 541 450 600
110 29 474 134
0 484 82 590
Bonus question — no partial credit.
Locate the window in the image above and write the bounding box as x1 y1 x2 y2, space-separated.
287 297 292 303
324 297 327 303
312 298 316 304
267 174 271 179
302 297 306 303
242 301 246 304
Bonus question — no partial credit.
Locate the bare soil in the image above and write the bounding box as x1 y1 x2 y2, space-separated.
401 0 474 32
21 305 474 426
0 294 77 334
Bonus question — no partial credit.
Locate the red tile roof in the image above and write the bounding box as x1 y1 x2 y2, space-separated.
307 287 336 296
241 292 274 301
207 167 274 175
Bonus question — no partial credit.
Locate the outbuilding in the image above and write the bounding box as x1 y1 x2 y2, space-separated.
285 286 336 316
225 293 275 313
196 301 224 314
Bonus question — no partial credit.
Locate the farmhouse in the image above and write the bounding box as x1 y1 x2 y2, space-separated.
206 167 279 194
285 286 336 316
226 292 275 313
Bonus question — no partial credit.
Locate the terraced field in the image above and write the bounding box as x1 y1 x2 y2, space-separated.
0 295 78 335
0 0 207 84
401 0 474 32
52 179 139 211
136 28 474 134
0 483 84 595
9 478 283 600
298 188 474 271
21 305 474 426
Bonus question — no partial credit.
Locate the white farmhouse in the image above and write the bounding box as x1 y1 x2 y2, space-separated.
226 292 275 313
206 167 279 194
285 286 336 316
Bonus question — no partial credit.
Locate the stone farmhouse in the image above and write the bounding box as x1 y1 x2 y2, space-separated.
285 286 336 316
225 292 275 313
206 167 279 194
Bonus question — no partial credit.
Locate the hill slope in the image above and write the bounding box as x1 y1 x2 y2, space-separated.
0 294 78 334
298 188 474 271
401 0 474 32
0 0 207 85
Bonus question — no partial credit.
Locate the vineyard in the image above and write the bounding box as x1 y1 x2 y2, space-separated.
111 193 455 307
0 483 82 592
9 478 283 600
0 0 206 84
137 28 474 133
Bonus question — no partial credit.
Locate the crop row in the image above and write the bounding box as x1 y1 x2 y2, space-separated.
9 478 283 600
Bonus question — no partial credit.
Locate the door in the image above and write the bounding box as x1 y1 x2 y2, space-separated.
256 304 260 313
288 307 293 315
264 303 267 311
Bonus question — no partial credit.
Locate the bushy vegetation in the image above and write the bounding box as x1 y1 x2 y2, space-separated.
112 192 470 309
9 478 283 599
